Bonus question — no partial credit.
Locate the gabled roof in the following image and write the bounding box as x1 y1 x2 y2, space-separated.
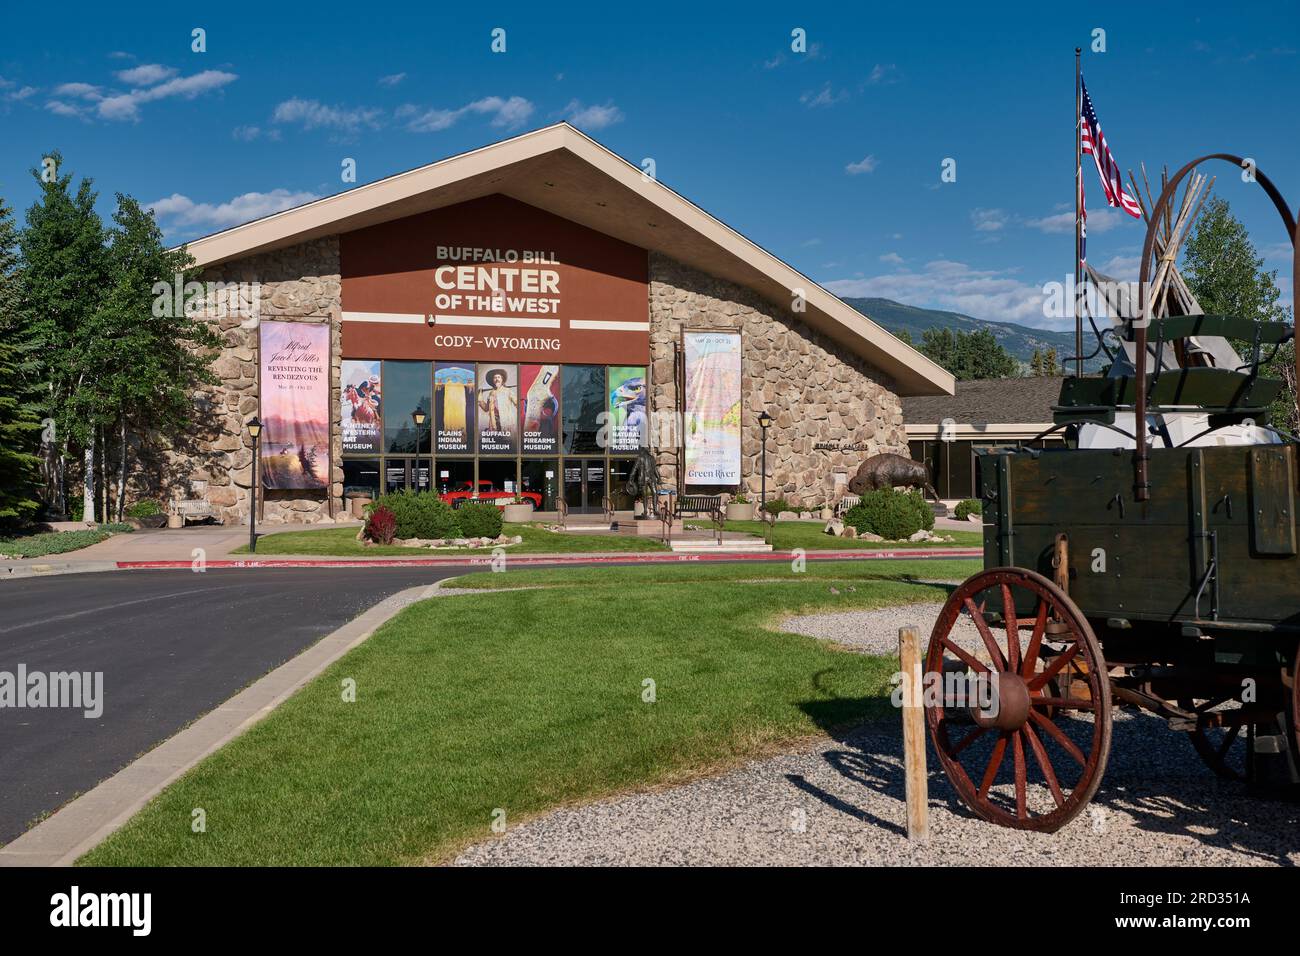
185 123 954 396
903 376 1065 425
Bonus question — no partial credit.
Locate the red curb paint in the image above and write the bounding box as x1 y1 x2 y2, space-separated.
116 548 984 570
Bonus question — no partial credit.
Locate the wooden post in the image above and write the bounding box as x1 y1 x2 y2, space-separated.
899 625 929 842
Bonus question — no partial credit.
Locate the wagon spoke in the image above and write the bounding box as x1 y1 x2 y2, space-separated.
1028 709 1086 766
1022 722 1065 809
1027 643 1080 690
1012 732 1028 820
948 725 989 757
1021 600 1048 678
964 597 1008 670
1001 584 1021 671
979 733 1009 799
1216 724 1241 759
939 636 991 674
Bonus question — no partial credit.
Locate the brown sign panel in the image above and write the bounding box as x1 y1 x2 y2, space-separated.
341 194 649 365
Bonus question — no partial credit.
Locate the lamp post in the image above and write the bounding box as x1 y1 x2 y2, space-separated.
758 410 773 511
247 416 262 553
412 408 427 490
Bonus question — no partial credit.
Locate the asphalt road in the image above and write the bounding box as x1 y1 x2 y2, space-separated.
0 567 468 845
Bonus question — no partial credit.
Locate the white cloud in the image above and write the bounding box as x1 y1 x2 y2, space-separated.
845 155 878 175
45 100 86 118
53 82 104 100
90 70 237 121
232 125 280 142
868 63 900 84
801 83 847 108
970 208 1009 232
400 95 534 133
147 188 321 233
114 64 177 86
879 252 905 266
1025 207 1121 234
272 97 383 135
5 85 37 102
825 258 1064 328
562 99 623 130
1097 254 1141 279
378 72 407 87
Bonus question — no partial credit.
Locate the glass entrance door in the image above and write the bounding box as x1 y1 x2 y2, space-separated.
563 459 606 513
385 458 431 493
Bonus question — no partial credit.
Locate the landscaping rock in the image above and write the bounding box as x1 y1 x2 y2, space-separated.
858 531 882 541
823 518 844 537
776 511 799 521
967 513 982 523
842 527 858 539
907 530 931 543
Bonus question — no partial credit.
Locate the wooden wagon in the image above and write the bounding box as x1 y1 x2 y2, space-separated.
923 155 1300 830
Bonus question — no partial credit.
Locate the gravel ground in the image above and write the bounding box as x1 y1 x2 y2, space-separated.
454 602 1300 867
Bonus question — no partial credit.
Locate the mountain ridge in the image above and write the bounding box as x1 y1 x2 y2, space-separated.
840 296 1099 370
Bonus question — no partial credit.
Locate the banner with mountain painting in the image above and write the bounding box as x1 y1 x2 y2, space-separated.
683 331 741 485
259 320 331 490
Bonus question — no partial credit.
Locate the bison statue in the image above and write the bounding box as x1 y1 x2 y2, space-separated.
847 453 938 499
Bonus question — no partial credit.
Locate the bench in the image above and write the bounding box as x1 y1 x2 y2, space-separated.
835 494 861 517
172 498 215 525
660 493 723 546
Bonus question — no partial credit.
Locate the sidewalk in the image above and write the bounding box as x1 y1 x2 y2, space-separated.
2 523 984 578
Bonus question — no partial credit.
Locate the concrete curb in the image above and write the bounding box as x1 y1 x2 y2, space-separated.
0 582 448 867
1 560 120 579
110 549 983 570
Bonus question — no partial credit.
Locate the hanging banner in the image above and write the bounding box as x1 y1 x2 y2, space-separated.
259 320 331 489
519 364 561 454
476 364 519 454
607 366 648 452
683 331 742 485
434 361 475 453
340 359 382 453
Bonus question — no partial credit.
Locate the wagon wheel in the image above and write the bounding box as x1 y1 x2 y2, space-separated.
925 567 1112 832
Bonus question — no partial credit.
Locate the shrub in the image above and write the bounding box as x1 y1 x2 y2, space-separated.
844 487 934 540
371 490 461 540
0 526 130 559
458 501 503 538
731 491 749 504
762 496 793 516
126 500 162 518
954 498 983 521
365 505 398 545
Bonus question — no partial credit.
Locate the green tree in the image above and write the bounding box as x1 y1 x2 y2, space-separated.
919 327 1019 380
0 198 42 523
16 153 111 519
94 194 221 520
1182 196 1295 430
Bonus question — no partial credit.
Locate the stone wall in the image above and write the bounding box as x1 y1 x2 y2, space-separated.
648 253 907 508
168 237 343 525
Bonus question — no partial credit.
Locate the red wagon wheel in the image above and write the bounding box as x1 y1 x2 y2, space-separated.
924 567 1112 832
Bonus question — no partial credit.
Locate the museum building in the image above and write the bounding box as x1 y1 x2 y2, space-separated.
178 123 954 524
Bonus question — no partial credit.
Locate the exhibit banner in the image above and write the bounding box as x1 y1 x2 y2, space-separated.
340 359 382 453
259 320 331 489
683 331 742 485
434 361 475 453
519 364 561 454
476 363 519 454
607 366 647 452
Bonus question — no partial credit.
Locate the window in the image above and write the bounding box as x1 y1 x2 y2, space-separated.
384 361 431 454
562 365 605 455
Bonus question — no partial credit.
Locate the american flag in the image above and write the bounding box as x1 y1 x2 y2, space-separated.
1080 76 1142 219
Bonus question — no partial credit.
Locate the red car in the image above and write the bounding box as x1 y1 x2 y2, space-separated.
440 480 542 509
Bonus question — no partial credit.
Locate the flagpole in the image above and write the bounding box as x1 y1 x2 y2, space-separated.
1074 47 1083 378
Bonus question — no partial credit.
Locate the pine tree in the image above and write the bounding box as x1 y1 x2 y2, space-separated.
0 198 42 523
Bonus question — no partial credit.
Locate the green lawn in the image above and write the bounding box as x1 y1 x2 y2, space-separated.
80 560 968 867
0 524 133 559
237 522 668 556
689 518 984 550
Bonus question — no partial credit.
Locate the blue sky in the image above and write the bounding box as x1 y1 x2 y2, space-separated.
1 0 1295 331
